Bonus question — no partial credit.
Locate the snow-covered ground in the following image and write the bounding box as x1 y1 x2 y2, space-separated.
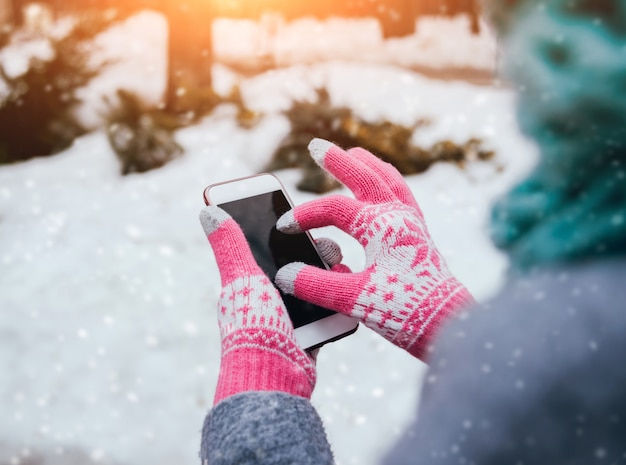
0 13 537 465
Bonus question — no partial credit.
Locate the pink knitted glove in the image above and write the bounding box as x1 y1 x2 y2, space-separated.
275 139 475 360
199 206 316 405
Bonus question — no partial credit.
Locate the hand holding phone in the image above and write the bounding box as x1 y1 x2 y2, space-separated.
199 172 359 403
199 204 318 404
274 139 476 360
203 173 358 351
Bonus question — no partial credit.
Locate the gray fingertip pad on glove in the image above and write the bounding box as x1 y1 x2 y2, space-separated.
315 237 343 266
199 205 231 236
276 210 302 233
308 138 335 167
275 262 307 295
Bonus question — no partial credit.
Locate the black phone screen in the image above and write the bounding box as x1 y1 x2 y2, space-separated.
219 190 335 328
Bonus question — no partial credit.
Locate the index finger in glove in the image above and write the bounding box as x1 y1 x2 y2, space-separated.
199 205 264 285
277 195 369 245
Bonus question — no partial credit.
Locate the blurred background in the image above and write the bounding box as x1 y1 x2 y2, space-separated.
0 1 537 464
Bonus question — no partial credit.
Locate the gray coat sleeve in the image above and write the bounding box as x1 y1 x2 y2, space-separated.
200 391 334 465
382 259 626 465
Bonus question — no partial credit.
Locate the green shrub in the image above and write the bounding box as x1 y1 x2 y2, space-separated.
267 88 496 193
105 89 183 175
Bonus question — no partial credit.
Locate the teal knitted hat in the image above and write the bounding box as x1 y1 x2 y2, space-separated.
485 0 626 271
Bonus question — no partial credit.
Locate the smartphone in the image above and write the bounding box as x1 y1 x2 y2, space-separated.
204 173 358 350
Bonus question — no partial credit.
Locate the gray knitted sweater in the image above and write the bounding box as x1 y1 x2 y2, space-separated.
200 257 626 464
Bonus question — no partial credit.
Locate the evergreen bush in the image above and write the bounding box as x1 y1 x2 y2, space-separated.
105 89 183 175
267 88 496 193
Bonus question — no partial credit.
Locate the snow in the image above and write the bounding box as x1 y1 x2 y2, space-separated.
75 11 169 129
213 15 498 71
0 12 537 465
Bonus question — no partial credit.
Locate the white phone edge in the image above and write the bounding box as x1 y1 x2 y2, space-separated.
204 173 358 351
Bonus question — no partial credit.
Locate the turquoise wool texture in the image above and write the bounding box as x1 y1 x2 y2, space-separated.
485 0 626 270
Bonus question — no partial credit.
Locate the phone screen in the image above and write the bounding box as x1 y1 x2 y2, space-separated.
219 190 335 328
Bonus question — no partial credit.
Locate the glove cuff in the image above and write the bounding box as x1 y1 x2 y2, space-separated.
214 328 316 405
400 279 475 360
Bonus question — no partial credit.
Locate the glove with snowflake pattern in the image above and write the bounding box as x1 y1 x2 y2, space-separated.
275 138 475 360
199 206 316 405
